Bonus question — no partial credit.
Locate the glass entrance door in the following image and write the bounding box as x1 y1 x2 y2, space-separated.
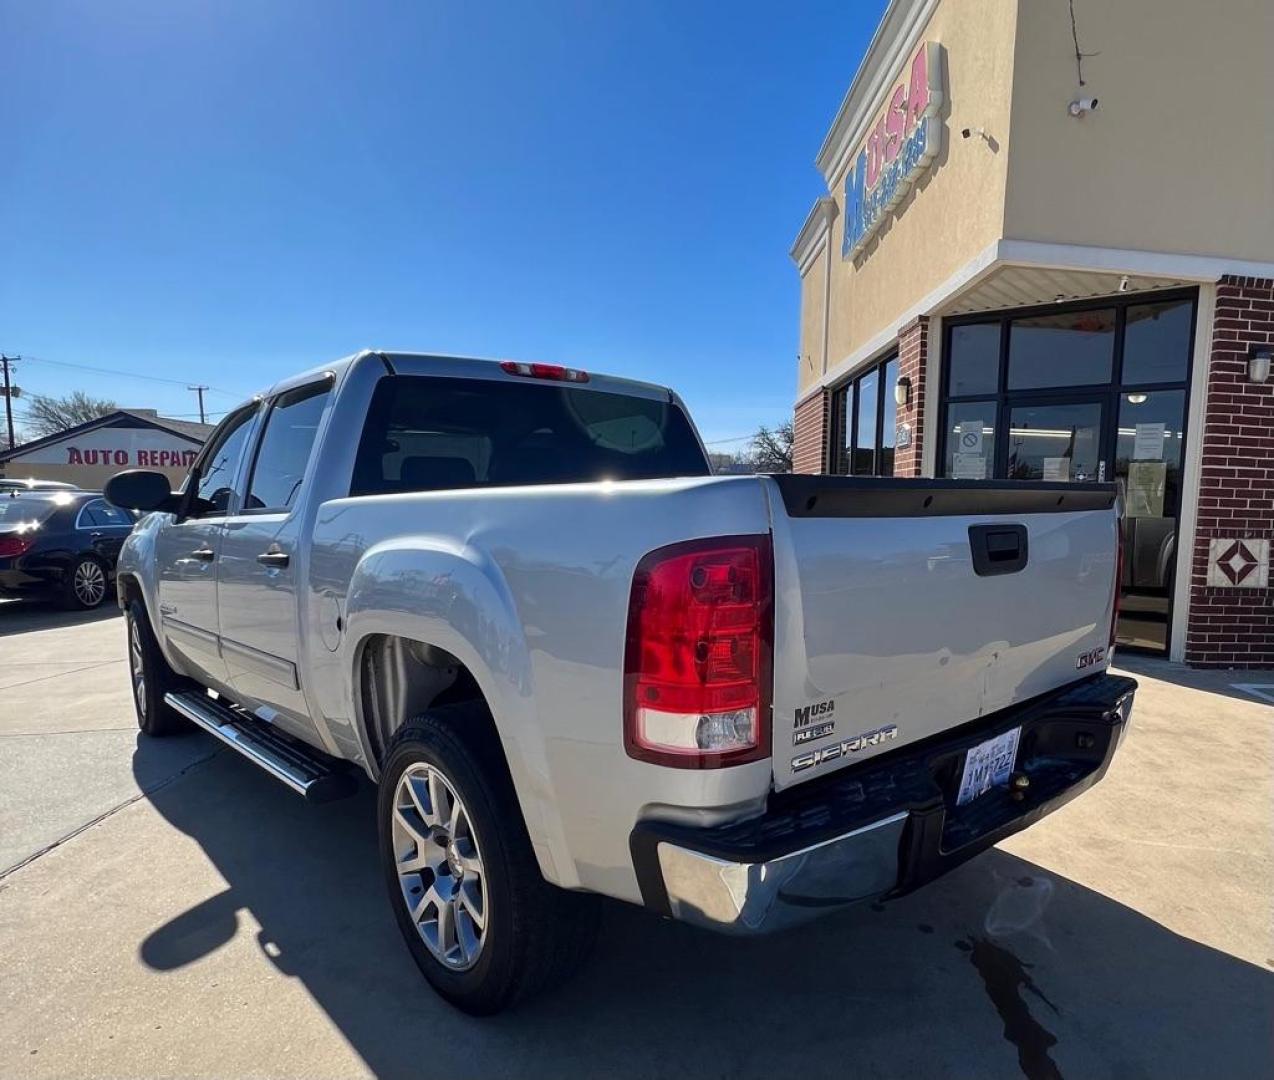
1005 399 1106 484
940 290 1198 655
1112 389 1187 651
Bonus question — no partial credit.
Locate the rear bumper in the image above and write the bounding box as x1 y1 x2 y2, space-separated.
630 672 1136 934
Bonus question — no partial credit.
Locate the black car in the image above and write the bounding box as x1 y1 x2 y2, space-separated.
0 491 140 609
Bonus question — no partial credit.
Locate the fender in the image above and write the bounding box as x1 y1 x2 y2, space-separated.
340 535 578 889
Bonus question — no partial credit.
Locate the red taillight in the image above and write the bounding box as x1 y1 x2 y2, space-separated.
0 535 33 558
1109 516 1125 650
624 535 773 768
499 360 589 383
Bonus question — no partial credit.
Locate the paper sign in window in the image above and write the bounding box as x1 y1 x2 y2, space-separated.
1127 460 1166 517
1042 456 1070 482
957 419 984 456
952 453 986 479
1133 422 1166 461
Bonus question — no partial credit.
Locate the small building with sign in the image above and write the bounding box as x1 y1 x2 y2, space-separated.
789 0 1273 667
0 409 212 491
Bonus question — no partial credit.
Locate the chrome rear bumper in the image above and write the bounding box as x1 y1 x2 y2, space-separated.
654 812 908 933
631 673 1136 935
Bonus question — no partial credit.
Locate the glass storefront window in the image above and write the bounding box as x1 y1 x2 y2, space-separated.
1122 300 1193 385
879 357 899 476
853 367 879 475
948 323 1000 396
941 402 996 479
1006 401 1103 482
1008 308 1115 389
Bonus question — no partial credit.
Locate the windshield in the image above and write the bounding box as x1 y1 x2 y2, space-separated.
0 494 70 527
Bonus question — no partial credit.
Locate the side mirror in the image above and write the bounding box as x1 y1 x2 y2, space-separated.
104 470 182 514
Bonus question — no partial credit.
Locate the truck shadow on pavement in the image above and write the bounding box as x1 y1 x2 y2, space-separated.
134 737 1272 1080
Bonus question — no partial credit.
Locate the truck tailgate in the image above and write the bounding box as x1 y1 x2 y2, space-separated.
766 476 1119 791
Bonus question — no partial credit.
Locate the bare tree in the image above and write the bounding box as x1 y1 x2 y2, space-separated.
24 391 118 438
747 420 794 473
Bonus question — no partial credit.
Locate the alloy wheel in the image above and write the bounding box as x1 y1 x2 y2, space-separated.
73 560 106 607
391 762 488 971
128 614 147 721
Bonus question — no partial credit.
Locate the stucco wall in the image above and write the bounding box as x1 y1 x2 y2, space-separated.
1003 0 1274 260
798 243 829 380
801 0 1018 396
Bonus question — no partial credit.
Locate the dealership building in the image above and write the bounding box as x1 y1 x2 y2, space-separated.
790 0 1272 667
0 409 212 491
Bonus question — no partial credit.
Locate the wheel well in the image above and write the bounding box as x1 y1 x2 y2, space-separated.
358 634 493 770
116 573 139 606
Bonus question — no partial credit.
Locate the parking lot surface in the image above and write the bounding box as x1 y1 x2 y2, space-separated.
1 598 1270 1079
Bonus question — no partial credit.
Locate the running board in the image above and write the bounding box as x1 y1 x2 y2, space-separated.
164 690 358 804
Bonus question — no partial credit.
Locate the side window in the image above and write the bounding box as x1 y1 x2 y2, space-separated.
193 407 258 517
76 502 104 528
78 499 133 528
243 381 332 512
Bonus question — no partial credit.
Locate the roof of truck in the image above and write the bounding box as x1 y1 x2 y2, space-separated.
255 350 678 406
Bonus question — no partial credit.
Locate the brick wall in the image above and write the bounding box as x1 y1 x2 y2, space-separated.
793 389 829 474
894 316 929 477
1184 276 1274 668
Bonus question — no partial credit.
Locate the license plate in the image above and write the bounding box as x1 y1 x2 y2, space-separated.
956 726 1021 807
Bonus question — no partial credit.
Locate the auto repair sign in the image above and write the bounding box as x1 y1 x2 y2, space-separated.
11 427 199 469
843 42 944 260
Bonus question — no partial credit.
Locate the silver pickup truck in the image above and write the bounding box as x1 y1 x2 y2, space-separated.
106 350 1136 1014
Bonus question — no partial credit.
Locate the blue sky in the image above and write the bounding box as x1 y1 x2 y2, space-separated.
1 0 885 447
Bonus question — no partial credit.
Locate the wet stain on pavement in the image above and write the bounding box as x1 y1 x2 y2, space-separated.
959 935 1062 1080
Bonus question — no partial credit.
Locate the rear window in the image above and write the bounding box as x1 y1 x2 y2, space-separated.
350 375 709 496
0 495 65 525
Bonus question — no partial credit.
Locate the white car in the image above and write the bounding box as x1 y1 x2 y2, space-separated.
106 350 1136 1014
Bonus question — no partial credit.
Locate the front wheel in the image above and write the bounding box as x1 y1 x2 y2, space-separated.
126 602 191 737
378 706 599 1014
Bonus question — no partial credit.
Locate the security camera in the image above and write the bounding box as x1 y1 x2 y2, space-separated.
1068 97 1099 117
961 126 988 141
961 127 971 139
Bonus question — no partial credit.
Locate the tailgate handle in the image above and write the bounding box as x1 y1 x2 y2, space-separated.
969 524 1028 576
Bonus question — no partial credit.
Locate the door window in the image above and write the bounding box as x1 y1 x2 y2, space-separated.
244 382 332 512
192 407 257 517
76 499 136 529
1113 389 1186 652
1006 402 1104 482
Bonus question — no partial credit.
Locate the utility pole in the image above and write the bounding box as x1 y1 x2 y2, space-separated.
187 384 209 424
1 355 15 450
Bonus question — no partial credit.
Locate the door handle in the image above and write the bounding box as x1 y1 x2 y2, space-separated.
257 550 290 568
191 547 216 562
90 531 102 539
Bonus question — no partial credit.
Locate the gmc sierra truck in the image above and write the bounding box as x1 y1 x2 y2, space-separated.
106 350 1136 1014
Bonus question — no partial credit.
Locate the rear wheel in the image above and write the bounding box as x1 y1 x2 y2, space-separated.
126 602 190 737
62 555 108 610
378 705 599 1014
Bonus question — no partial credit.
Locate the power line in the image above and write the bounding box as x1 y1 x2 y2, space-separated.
8 353 246 399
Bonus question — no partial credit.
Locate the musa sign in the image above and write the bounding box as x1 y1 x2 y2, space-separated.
843 42 944 260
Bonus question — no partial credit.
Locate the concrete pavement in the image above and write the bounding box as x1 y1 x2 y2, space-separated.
0 598 1270 1079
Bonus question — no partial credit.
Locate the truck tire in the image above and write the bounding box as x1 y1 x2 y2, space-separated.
126 601 191 737
378 705 599 1014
